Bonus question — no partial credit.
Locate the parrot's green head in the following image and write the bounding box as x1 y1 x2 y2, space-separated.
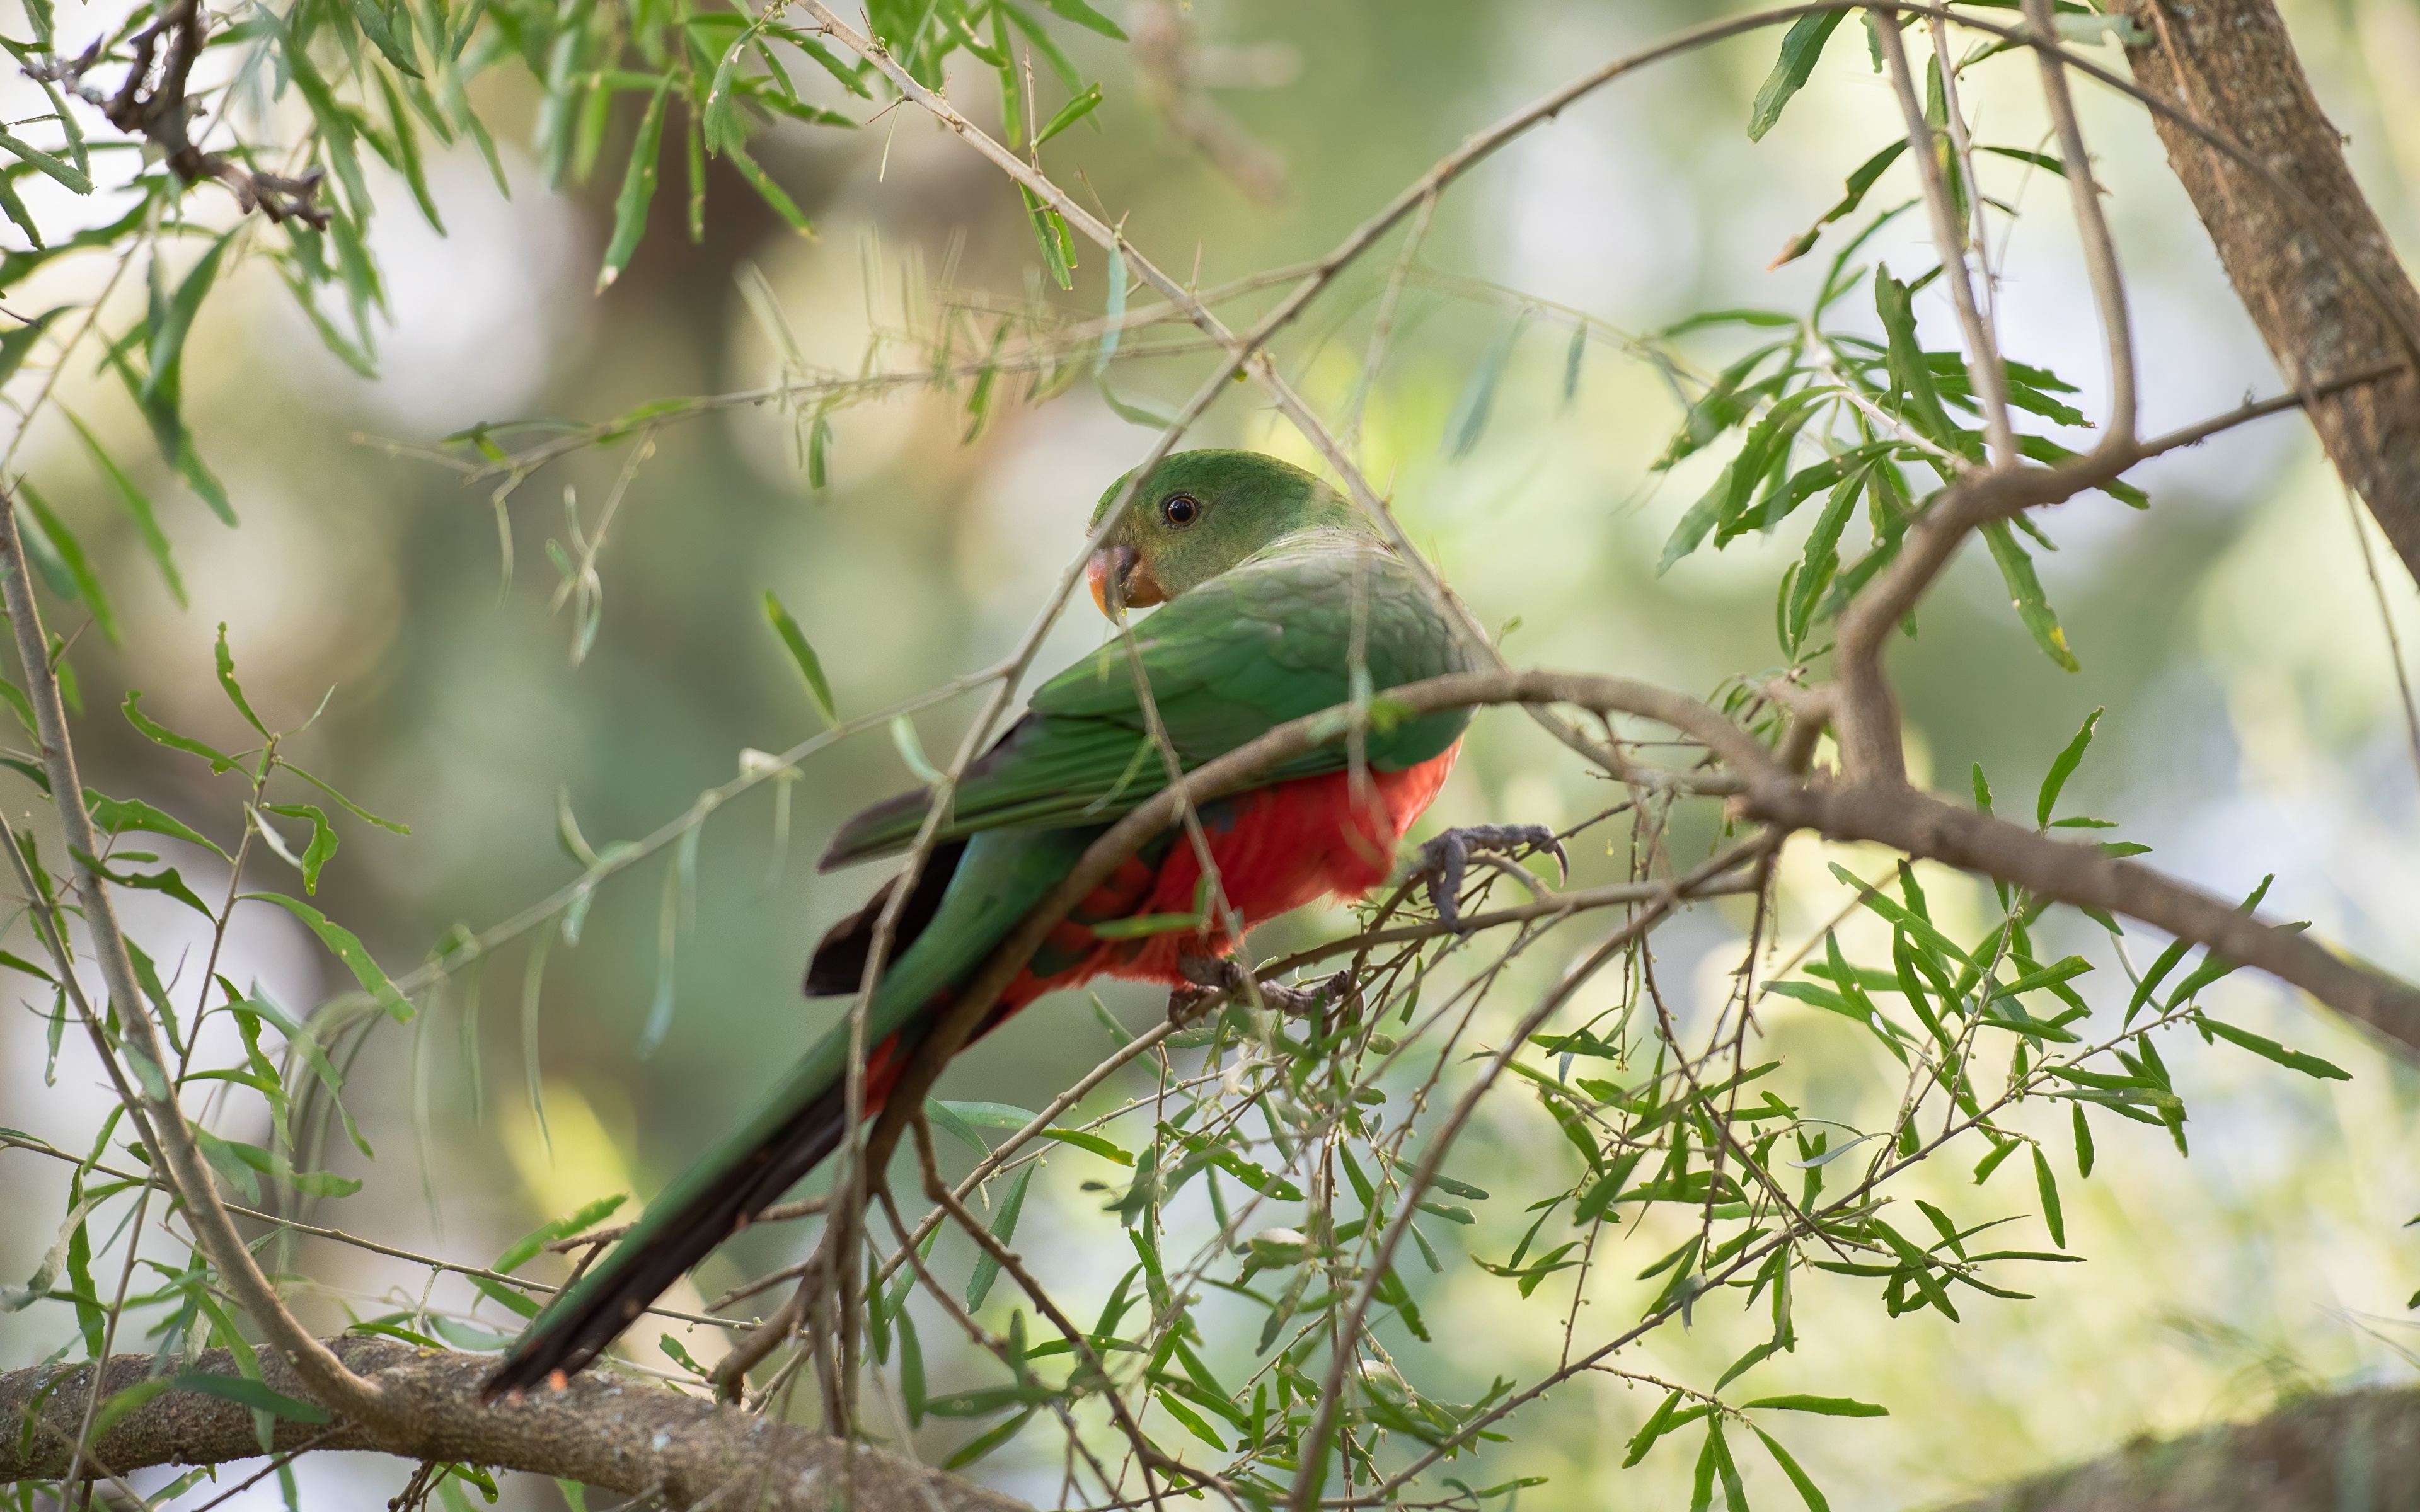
1085 450 1357 615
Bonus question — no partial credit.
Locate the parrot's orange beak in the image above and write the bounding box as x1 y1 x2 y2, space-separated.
1087 544 1165 616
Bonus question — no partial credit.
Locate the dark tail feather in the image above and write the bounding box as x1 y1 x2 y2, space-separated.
481 842 971 1401
481 1077 851 1399
805 840 965 996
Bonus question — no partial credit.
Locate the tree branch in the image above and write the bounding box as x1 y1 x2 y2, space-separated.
0 1339 1028 1512
1876 16 2017 467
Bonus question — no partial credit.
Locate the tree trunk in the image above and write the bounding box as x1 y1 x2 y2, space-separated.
1942 1383 2420 1511
2121 0 2420 578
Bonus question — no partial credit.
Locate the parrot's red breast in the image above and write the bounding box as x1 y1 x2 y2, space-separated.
847 741 1460 1106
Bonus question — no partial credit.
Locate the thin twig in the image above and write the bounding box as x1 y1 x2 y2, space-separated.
1876 13 2015 467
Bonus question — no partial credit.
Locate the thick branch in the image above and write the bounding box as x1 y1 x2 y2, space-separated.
2123 0 2420 580
0 1339 1028 1512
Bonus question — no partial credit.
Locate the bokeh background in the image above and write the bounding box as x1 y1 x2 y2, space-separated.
3 1 2419 1507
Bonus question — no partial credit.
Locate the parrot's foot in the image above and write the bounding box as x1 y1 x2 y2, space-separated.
1169 953 1350 1026
1408 823 1570 933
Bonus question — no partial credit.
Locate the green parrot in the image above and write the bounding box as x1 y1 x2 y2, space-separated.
485 449 1555 1397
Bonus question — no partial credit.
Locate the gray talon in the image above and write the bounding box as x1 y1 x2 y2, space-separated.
1168 954 1348 1026
1409 823 1570 932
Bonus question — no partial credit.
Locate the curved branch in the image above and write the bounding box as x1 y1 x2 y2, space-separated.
1831 450 2143 783
0 1339 1027 1512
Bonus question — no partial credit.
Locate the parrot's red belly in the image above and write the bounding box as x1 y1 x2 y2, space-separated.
1018 738 1463 997
851 742 1460 1106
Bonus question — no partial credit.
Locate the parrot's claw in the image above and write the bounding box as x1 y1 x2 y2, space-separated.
1408 824 1569 933
1168 954 1351 1026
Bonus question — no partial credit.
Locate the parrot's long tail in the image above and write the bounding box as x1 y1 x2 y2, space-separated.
479 1068 859 1398
479 845 967 1401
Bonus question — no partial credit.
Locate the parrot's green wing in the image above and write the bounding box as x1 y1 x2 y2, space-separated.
823 536 1470 867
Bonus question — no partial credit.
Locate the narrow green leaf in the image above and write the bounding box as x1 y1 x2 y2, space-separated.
1020 184 1076 289
1156 1388 1226 1449
2071 1102 2095 1178
994 4 1080 91
168 1372 330 1423
349 0 422 76
2035 706 2104 827
1035 0 1126 40
924 1099 989 1157
244 893 411 1020
1658 461 1733 575
727 142 811 232
275 17 369 216
1038 1127 1132 1165
282 763 410 833
2197 1014 2350 1082
379 70 445 232
262 803 339 893
1983 522 2080 672
703 35 749 155
86 1375 176 1440
0 1193 102 1312
1751 1425 1833 1512
967 1164 1036 1311
495 1193 628 1274
1712 1418 1749 1512
0 305 68 386
1748 13 1847 141
1445 311 1526 461
1772 139 1906 267
18 483 115 643
143 232 234 408
1690 1418 1720 1512
1744 1394 1889 1418
121 692 236 771
597 81 672 292
64 408 181 606
942 1406 1037 1469
1622 1389 1687 1467
214 623 268 735
1872 265 1954 444
762 590 834 723
2032 1145 2066 1248
88 790 227 861
0 129 88 193
1036 82 1103 146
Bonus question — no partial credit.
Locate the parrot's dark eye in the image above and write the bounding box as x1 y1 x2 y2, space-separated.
1160 493 1202 529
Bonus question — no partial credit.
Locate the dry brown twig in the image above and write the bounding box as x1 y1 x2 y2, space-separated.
26 0 332 225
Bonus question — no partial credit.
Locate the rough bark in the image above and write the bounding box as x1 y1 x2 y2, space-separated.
0 1339 1028 1512
2122 0 2420 578
1942 1383 2420 1511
